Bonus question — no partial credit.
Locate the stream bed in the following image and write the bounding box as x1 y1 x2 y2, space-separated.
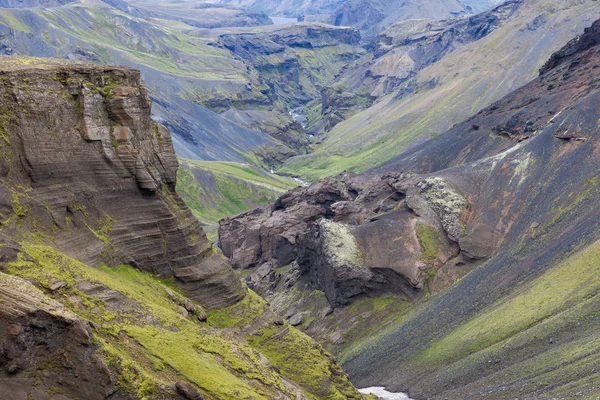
358 387 413 400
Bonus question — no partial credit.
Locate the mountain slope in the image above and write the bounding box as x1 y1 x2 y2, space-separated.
329 0 470 42
177 159 298 225
280 0 600 181
219 18 600 399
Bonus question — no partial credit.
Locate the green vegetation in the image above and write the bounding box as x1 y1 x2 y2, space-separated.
334 295 414 365
0 10 32 33
176 159 297 224
249 325 360 400
207 289 268 328
86 213 114 245
415 222 441 263
5 241 362 399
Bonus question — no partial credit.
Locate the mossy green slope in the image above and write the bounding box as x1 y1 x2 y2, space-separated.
5 240 365 399
176 159 298 224
405 238 600 398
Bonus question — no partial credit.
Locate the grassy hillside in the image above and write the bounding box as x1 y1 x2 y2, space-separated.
345 239 600 399
6 241 364 399
177 159 298 224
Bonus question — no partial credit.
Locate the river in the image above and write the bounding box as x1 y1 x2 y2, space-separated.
270 16 298 25
358 387 413 400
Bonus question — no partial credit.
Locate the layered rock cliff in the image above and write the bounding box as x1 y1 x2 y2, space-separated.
0 57 366 400
0 57 243 309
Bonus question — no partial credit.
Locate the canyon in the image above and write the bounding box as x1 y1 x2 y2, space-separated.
0 0 599 399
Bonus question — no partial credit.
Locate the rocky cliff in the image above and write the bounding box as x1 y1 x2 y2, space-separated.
218 23 363 107
0 56 243 309
219 18 600 399
0 57 366 400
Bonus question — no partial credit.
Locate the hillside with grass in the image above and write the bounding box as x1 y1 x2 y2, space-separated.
177 159 298 225
279 0 600 181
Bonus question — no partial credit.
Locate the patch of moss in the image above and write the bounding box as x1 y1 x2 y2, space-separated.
86 213 114 245
415 222 441 263
207 289 268 328
248 325 360 400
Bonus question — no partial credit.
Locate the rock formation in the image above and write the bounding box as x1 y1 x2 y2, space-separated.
220 171 479 306
0 57 243 309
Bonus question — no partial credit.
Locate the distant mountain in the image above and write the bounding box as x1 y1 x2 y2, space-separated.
210 0 344 20
0 0 74 7
461 0 505 12
329 0 470 42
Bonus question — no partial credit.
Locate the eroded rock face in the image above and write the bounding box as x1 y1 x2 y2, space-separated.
0 57 243 309
220 171 476 306
0 273 116 400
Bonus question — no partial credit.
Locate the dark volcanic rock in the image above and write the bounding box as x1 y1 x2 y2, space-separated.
540 18 600 75
0 273 117 399
220 172 469 306
175 381 204 400
0 57 243 309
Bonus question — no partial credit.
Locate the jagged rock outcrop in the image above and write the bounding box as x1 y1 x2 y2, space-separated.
220 171 478 306
0 57 243 309
539 17 600 74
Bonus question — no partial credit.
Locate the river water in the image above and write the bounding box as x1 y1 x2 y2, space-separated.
270 16 298 25
358 387 413 400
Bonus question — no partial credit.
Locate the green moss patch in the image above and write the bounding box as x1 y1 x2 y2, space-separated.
415 222 441 264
